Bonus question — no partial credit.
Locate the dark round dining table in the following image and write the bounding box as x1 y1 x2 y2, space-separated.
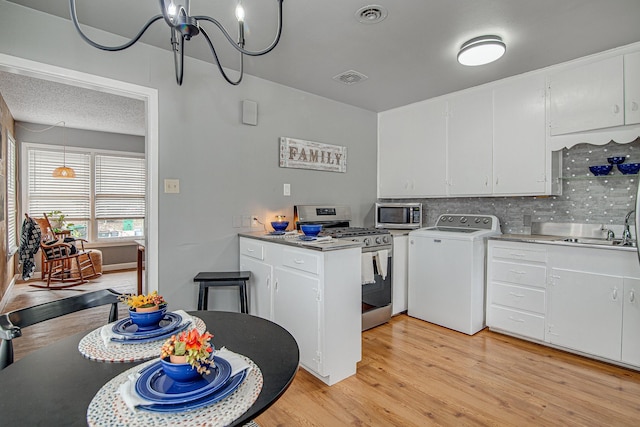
0 311 299 426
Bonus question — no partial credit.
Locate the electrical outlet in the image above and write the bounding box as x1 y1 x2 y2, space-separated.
251 215 260 227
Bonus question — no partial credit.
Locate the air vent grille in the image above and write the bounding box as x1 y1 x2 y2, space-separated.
355 5 388 24
332 70 369 85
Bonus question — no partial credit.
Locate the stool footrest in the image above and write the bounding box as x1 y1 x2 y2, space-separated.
194 271 251 313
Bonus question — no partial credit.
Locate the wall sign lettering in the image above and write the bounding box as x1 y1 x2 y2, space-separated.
279 137 347 173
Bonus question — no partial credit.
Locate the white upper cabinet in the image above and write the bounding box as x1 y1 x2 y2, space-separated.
447 88 493 196
493 74 547 195
549 56 624 135
625 51 640 125
378 98 447 198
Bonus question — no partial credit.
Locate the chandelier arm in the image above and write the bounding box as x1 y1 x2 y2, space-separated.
199 27 243 85
171 28 185 85
70 0 164 52
193 0 283 57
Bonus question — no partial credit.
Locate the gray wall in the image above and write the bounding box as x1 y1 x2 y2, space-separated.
383 138 640 237
0 3 377 309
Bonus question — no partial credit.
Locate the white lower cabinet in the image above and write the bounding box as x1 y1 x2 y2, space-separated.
487 241 547 341
622 278 640 366
547 268 623 361
273 266 321 373
239 237 361 385
488 239 640 370
391 234 408 315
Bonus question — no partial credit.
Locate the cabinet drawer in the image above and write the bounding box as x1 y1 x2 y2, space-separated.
491 283 545 314
282 249 320 275
491 260 546 288
492 245 547 263
240 239 264 260
488 306 545 341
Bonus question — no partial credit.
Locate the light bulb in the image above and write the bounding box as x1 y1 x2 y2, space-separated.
167 1 177 17
235 3 245 22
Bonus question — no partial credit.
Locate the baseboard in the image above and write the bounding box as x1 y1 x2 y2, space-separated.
0 275 17 313
103 262 136 272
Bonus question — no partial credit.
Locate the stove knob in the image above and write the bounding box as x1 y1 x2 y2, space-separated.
363 238 371 246
375 237 382 244
383 236 390 244
448 216 454 222
475 217 481 223
483 218 490 224
460 216 468 223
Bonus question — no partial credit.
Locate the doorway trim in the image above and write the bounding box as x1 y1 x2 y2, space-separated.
0 53 159 293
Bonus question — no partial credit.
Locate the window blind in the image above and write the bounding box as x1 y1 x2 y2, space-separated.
7 134 17 253
95 155 146 219
27 148 91 219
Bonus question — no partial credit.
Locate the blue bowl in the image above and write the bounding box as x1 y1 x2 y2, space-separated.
300 224 322 237
618 163 640 175
271 221 289 232
129 305 167 330
607 156 626 164
589 165 612 176
160 357 203 383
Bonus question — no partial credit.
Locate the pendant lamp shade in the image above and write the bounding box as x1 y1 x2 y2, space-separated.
52 122 76 179
52 165 76 178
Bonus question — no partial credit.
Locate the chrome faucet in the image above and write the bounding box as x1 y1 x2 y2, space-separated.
623 210 636 245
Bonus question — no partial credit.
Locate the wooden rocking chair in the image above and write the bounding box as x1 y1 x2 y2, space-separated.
32 238 99 289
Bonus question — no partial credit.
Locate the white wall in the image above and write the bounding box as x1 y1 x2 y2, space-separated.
0 2 377 310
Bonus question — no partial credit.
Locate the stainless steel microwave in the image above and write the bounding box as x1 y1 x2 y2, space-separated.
375 202 423 229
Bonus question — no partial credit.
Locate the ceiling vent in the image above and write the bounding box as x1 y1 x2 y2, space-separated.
333 70 369 85
355 5 388 24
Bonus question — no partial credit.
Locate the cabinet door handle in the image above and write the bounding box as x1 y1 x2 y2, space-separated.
629 290 635 303
509 269 526 275
508 252 526 258
246 248 255 253
266 276 271 290
508 316 525 323
631 101 639 112
274 279 278 291
294 258 305 264
613 104 621 114
612 287 618 300
509 292 525 298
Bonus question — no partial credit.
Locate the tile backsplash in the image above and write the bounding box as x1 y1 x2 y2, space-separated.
381 138 640 235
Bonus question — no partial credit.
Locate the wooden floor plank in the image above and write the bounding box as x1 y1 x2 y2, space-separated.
3 280 640 426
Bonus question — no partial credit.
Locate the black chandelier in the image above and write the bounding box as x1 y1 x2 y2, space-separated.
69 0 284 85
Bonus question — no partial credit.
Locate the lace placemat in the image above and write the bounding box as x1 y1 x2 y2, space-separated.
78 316 206 363
86 355 263 426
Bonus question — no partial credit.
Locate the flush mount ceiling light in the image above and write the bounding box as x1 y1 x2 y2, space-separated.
457 35 506 66
69 0 284 86
52 122 76 179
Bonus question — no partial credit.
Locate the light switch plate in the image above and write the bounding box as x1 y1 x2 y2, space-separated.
283 183 291 196
164 179 180 193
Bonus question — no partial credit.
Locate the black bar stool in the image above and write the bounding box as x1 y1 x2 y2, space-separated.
193 271 251 313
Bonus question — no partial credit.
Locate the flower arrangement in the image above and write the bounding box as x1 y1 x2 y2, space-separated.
161 329 214 375
119 291 166 310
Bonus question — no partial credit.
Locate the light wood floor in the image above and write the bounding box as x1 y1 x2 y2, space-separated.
3 277 640 426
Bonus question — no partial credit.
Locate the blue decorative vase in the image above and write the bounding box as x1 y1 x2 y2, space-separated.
129 304 167 330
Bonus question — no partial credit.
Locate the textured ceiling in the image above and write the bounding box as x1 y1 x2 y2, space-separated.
2 0 640 135
0 71 145 136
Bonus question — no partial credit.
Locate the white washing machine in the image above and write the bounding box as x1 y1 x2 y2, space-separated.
408 214 501 335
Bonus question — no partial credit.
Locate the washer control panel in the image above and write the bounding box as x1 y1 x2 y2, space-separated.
435 214 499 231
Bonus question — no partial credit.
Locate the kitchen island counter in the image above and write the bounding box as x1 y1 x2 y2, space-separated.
239 231 363 251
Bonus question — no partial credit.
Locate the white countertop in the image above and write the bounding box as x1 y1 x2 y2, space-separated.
239 231 363 251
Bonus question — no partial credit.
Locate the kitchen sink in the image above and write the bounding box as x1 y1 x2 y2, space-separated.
560 237 636 247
